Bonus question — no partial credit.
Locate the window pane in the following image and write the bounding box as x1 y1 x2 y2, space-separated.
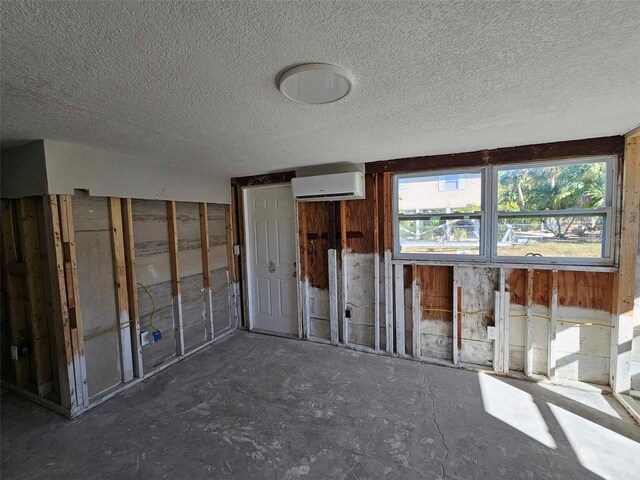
399 218 481 255
399 172 482 215
496 215 605 258
497 161 607 212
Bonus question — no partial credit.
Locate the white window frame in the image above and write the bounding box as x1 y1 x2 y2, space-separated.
393 167 489 262
491 155 617 267
393 155 618 267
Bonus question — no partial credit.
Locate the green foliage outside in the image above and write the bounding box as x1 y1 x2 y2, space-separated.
497 162 606 239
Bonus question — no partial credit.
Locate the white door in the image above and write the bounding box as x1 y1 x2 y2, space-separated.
244 185 298 336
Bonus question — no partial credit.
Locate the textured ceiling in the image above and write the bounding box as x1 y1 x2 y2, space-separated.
1 1 639 177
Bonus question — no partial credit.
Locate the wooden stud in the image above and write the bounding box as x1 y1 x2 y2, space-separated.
412 265 420 358
200 203 211 289
41 195 75 411
382 173 392 251
525 268 534 377
19 197 53 395
457 286 463 351
121 198 143 378
548 270 558 381
200 203 216 339
373 174 381 351
340 200 348 345
611 132 640 392
384 250 393 354
328 249 339 346
1 199 31 387
394 264 405 355
166 201 184 355
298 202 310 338
58 195 89 407
109 198 134 383
499 268 509 374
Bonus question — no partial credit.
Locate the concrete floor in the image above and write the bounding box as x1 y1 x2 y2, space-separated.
2 331 639 480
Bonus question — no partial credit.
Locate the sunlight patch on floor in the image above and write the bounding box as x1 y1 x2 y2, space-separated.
479 373 556 449
549 403 640 480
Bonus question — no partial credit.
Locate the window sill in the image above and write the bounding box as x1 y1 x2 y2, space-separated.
390 257 618 272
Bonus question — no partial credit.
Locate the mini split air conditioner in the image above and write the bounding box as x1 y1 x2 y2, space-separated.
291 172 365 202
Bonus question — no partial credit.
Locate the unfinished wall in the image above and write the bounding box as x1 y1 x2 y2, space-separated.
73 192 123 399
208 203 233 336
294 162 623 385
132 199 178 371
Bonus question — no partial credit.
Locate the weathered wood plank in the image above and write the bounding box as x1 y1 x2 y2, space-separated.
42 195 75 411
109 198 134 383
121 198 143 378
166 201 184 355
19 197 52 395
1 199 31 386
58 195 88 407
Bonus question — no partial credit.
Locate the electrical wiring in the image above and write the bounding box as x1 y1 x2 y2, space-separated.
137 282 159 332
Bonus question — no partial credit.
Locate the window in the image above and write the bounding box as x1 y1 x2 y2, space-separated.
394 156 616 265
493 158 614 263
395 170 485 257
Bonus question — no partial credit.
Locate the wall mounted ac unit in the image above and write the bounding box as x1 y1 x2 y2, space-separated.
291 172 365 202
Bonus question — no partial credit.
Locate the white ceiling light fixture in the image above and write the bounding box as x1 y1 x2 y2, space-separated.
279 63 352 104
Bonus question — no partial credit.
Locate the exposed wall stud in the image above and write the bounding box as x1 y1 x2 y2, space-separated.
121 198 143 378
394 264 405 355
525 268 534 377
1 199 31 386
19 197 53 395
58 195 89 408
109 198 134 383
548 270 558 380
42 195 76 411
412 265 421 359
167 200 184 355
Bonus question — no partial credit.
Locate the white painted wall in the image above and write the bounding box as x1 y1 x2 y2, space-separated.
43 140 230 204
1 141 48 198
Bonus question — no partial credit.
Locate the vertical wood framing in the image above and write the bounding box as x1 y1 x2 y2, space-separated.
109 198 134 383
19 198 53 395
293 201 303 339
200 203 211 289
548 270 558 380
299 202 310 338
167 201 184 355
42 195 75 411
493 289 503 372
411 265 420 358
394 264 405 355
121 198 143 378
499 268 509 374
384 250 394 354
199 203 215 339
373 174 381 351
611 133 640 392
328 249 339 345
1 199 31 386
58 195 89 408
340 200 348 345
525 268 534 377
452 279 459 365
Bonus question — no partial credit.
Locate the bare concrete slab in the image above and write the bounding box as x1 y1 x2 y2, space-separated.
2 331 639 479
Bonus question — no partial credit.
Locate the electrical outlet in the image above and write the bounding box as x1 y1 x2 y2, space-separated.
10 345 18 360
140 331 150 346
487 326 497 340
152 330 162 342
233 244 240 256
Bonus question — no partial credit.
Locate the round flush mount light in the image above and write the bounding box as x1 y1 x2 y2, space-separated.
279 63 352 104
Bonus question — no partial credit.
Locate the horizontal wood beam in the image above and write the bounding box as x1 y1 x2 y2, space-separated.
231 170 295 187
365 136 624 174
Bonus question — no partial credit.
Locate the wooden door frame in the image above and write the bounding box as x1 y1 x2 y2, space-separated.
241 183 301 338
